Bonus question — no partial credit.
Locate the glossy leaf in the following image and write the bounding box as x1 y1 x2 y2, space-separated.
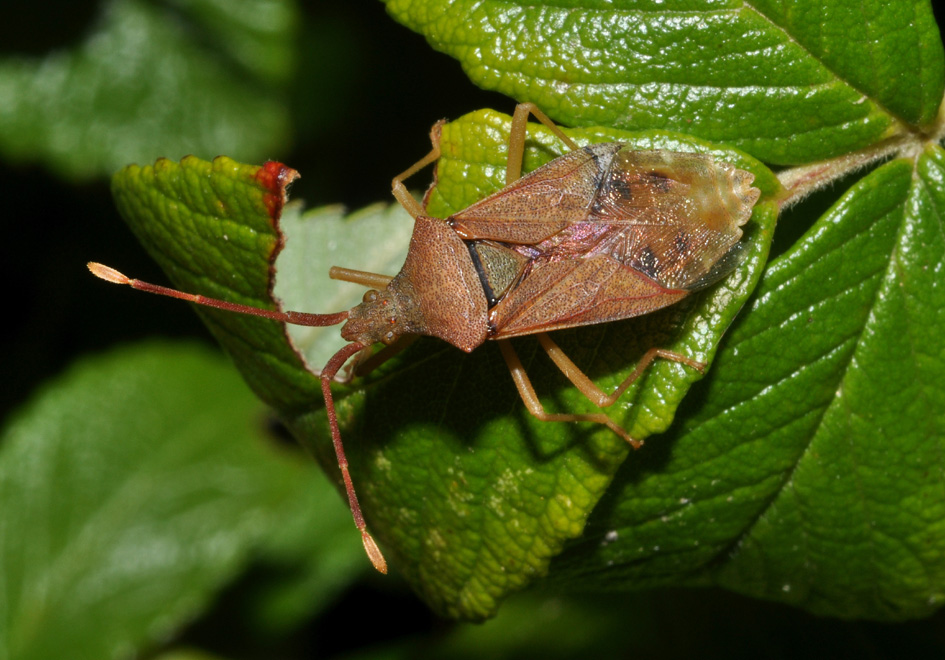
111 156 320 410
110 114 775 618
384 0 944 164
548 147 945 620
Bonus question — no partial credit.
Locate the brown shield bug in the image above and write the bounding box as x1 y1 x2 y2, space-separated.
89 103 761 574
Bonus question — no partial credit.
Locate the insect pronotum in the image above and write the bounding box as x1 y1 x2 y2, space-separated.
90 103 761 574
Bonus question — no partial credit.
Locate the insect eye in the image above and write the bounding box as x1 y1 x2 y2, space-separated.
363 289 378 303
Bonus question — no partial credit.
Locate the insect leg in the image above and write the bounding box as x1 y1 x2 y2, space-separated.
498 339 643 449
391 125 442 219
352 334 419 378
537 332 706 409
506 103 580 185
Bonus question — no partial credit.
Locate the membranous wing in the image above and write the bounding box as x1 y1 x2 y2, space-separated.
447 143 760 338
586 148 759 291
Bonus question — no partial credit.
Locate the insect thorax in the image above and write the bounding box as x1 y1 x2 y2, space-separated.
343 216 490 353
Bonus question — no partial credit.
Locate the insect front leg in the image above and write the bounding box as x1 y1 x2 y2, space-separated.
505 103 580 185
391 122 443 219
498 339 644 448
352 334 419 379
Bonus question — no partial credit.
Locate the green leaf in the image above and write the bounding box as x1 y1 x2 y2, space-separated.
111 156 321 411
548 146 945 620
109 114 776 619
0 0 295 181
0 342 331 660
384 0 944 164
167 0 298 84
361 4 945 619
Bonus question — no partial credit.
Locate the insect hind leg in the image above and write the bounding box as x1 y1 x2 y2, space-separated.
538 333 705 406
498 339 644 448
536 333 706 444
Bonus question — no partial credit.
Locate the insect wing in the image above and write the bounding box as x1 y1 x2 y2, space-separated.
455 146 760 338
450 144 624 245
489 254 688 338
588 149 759 290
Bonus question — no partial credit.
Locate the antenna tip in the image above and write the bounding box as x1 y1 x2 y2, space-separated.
88 262 130 285
362 532 388 574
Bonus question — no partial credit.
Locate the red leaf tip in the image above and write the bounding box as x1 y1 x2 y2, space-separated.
256 161 300 220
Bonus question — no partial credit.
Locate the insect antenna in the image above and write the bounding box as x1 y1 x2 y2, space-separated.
88 262 388 573
87 262 348 327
